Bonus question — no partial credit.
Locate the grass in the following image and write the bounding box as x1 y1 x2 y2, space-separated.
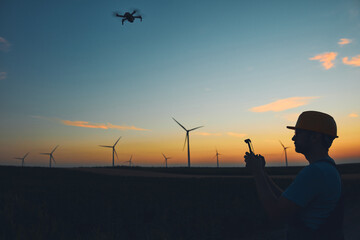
1 164 359 239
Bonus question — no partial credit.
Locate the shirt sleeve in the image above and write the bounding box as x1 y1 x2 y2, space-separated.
282 165 322 208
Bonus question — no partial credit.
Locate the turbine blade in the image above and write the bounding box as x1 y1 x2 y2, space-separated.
189 126 204 131
114 137 122 147
172 117 187 131
24 152 30 159
99 145 112 148
40 153 50 155
162 153 166 159
51 155 56 163
114 149 119 160
279 140 285 148
14 157 22 160
51 145 59 154
182 134 187 151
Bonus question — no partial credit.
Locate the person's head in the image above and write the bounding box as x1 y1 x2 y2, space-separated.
291 128 336 154
287 111 337 155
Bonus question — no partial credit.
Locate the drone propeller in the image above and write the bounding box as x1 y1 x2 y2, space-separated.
130 8 140 14
113 12 124 17
130 8 144 18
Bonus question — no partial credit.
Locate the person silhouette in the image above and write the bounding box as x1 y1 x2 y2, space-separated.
244 111 344 240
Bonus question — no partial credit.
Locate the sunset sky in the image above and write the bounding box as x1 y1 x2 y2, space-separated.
1 0 359 167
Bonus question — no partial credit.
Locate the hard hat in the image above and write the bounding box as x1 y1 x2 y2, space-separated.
287 111 338 138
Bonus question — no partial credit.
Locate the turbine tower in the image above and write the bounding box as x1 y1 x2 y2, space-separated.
172 117 203 168
99 137 121 167
279 140 290 167
214 149 221 168
40 146 59 168
14 152 29 167
162 153 171 168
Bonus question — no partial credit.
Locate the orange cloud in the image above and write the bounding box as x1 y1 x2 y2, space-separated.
338 38 352 45
342 55 360 66
309 52 337 69
227 132 247 138
349 113 358 118
250 96 319 112
62 120 150 131
0 72 6 80
194 132 222 136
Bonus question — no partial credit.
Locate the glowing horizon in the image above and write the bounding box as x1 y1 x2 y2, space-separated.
2 116 360 168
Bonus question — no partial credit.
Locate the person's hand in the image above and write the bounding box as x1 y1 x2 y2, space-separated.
244 152 266 174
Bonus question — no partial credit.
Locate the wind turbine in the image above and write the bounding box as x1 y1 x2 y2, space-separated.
162 153 171 168
279 140 290 167
40 146 59 168
99 137 121 167
172 117 203 168
14 152 29 167
124 155 133 167
214 149 221 168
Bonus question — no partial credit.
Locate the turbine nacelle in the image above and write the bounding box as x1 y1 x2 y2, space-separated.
40 146 59 168
279 140 290 167
123 155 133 167
99 137 121 167
172 117 204 167
162 153 171 168
14 152 30 167
214 149 221 168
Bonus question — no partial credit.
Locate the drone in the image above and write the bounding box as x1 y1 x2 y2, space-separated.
114 10 142 25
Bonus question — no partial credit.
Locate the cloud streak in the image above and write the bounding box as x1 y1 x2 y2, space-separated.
31 116 150 131
309 52 337 69
62 120 150 131
338 38 352 45
0 72 6 80
250 96 319 112
0 37 11 52
342 55 360 67
349 113 358 118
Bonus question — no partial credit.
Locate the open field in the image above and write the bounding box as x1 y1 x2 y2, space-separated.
1 164 360 239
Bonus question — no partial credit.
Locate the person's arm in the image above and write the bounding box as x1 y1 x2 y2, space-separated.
253 169 299 220
255 155 284 198
266 175 283 198
245 153 300 221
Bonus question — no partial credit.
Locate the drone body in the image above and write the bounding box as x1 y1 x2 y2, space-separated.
114 10 142 25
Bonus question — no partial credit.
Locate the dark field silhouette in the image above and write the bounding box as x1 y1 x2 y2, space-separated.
1 164 359 239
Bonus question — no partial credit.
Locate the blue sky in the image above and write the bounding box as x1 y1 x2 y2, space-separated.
1 0 359 167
